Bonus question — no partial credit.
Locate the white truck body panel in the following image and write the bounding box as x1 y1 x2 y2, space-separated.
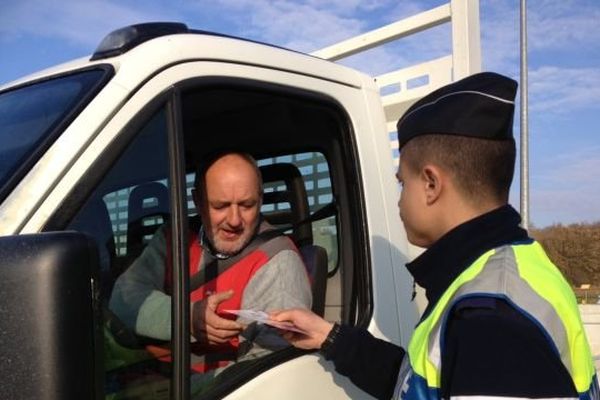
2 48 421 397
1 33 364 235
0 3 479 398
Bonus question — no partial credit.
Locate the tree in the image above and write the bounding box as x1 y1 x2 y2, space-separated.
531 222 600 288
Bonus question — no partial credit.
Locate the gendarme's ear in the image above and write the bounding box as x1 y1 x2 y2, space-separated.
422 165 443 205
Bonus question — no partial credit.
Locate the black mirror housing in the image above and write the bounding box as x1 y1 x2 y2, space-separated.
0 231 102 400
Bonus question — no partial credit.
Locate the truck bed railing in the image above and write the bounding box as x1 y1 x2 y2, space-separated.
313 0 481 164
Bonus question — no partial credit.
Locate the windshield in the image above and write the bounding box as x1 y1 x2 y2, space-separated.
0 68 110 197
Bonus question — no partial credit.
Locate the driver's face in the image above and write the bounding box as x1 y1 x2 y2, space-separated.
194 154 261 256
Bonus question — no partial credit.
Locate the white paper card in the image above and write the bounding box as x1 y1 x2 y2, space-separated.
223 309 307 334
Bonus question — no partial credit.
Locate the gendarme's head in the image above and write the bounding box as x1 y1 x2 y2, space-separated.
192 152 263 256
394 72 518 247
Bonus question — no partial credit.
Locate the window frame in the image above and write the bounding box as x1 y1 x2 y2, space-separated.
167 88 192 399
44 74 372 400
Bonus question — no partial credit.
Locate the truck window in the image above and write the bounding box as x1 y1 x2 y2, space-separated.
0 68 111 200
54 80 368 399
258 152 338 274
68 107 173 398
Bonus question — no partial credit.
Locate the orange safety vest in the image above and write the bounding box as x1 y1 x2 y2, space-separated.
158 227 300 372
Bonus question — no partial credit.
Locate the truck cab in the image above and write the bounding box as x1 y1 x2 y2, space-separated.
0 22 423 399
6 1 599 396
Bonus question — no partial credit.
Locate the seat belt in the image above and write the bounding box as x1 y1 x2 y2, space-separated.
107 228 283 350
189 229 282 291
266 200 338 239
297 200 337 227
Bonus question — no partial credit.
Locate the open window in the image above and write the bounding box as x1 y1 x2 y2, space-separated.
46 78 369 399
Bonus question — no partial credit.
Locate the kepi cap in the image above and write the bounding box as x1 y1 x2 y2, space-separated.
396 72 518 149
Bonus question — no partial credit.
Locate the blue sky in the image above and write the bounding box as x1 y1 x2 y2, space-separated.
1 0 599 227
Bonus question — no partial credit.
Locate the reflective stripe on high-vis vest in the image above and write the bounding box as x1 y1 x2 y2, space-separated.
394 241 599 400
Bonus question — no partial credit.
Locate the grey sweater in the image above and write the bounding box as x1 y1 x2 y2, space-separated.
109 221 312 355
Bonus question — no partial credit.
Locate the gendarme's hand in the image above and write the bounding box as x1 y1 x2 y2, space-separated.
191 290 244 345
270 308 334 350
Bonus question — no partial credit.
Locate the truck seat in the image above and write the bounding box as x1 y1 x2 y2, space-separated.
69 196 117 299
126 181 170 260
259 163 328 316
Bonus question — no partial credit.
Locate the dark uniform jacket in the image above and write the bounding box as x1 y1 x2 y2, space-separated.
323 205 578 399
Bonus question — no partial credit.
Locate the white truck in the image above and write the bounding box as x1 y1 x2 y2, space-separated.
0 2 484 399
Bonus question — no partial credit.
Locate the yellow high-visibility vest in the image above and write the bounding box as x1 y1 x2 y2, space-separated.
395 241 598 400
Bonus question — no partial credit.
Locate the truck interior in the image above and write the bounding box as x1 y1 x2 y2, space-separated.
45 80 371 398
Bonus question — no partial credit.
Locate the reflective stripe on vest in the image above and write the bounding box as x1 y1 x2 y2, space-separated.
395 241 598 400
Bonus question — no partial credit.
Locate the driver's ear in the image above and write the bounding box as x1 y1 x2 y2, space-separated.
192 188 203 214
258 189 264 210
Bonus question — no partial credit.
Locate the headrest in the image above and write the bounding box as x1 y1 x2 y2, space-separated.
259 163 312 246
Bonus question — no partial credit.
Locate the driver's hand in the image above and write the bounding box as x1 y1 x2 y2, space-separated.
191 290 244 345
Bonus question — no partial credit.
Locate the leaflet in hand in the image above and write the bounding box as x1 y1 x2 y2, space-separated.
223 309 307 334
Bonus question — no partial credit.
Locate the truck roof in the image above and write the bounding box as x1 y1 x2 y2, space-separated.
1 22 366 92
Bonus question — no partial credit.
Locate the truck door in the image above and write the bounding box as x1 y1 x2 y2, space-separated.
37 61 398 399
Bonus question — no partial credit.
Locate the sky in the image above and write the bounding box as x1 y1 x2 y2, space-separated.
1 0 599 228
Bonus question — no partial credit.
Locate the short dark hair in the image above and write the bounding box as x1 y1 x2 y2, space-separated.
401 134 516 203
194 150 263 194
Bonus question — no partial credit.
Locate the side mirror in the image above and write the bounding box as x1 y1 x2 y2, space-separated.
0 231 102 400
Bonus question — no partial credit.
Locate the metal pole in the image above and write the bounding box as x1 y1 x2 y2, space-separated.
520 0 530 229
